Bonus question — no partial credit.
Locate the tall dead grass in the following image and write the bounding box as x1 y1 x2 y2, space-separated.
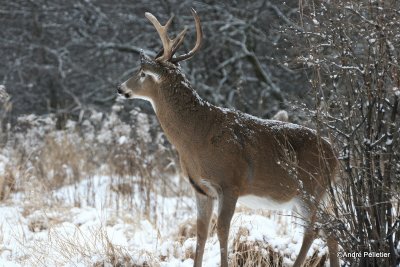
229 219 326 267
0 104 190 222
0 85 13 200
0 104 192 265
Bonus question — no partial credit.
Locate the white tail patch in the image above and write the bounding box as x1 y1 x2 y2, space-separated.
238 194 298 211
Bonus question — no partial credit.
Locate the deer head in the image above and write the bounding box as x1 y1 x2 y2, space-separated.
117 8 202 106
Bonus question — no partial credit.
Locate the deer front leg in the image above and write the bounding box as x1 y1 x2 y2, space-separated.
217 189 238 267
194 191 214 267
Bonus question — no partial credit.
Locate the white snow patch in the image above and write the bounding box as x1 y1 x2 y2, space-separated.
0 154 9 175
394 87 400 96
0 174 334 266
386 138 393 146
118 135 128 145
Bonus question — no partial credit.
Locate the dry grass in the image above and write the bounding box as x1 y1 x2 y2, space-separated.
0 85 11 145
0 165 15 200
230 225 327 267
27 224 145 266
0 107 186 198
174 210 328 267
34 135 94 188
0 109 332 266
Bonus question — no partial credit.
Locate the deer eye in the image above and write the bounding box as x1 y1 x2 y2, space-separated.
140 72 146 78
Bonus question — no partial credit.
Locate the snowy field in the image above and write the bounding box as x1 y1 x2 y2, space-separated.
0 174 328 267
0 111 329 266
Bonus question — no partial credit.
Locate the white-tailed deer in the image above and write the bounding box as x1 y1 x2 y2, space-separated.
117 9 339 267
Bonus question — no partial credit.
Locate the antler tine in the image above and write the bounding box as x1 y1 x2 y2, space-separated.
171 27 188 55
154 28 187 60
164 16 174 29
171 8 203 63
145 12 175 61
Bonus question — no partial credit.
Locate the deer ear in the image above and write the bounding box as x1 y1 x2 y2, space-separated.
140 51 151 65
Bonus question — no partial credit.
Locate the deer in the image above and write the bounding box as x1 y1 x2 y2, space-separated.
117 9 340 267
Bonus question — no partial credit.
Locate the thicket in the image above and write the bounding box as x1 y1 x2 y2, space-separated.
294 0 400 265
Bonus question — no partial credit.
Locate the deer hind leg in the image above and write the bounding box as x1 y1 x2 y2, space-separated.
293 227 317 267
327 234 339 267
293 208 318 267
216 190 238 267
194 192 214 267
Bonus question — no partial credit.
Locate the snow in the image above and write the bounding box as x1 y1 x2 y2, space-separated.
0 175 329 266
0 259 21 267
0 154 8 174
394 87 400 96
312 19 320 25
118 135 128 145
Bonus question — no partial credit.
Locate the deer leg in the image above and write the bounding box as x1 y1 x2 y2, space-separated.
194 191 214 267
293 227 317 267
293 209 318 267
216 190 238 267
327 234 339 267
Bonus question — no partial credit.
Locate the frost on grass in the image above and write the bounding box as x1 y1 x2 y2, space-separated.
0 110 332 266
0 173 331 266
0 85 9 104
1 176 197 266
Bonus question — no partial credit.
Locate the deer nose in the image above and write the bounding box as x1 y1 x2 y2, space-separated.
116 84 123 94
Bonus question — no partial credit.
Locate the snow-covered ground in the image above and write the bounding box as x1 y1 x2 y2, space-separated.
0 175 328 267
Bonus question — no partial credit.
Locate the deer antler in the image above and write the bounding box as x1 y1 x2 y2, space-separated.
145 13 187 62
145 8 203 63
171 9 203 63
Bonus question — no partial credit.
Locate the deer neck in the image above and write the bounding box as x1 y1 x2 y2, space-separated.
153 72 213 150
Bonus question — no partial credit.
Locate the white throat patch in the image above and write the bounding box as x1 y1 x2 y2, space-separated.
135 95 157 112
119 82 157 112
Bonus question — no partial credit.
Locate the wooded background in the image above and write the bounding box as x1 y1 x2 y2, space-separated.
1 1 399 266
1 0 307 125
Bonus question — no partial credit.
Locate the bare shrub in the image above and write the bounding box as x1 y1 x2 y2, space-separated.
293 0 400 265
